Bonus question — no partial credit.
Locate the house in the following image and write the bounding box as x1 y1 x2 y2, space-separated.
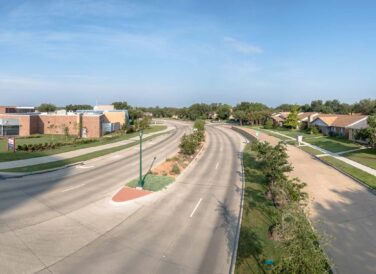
271 112 290 126
297 112 319 128
311 114 368 140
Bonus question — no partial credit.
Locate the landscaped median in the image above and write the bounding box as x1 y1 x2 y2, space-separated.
111 120 206 203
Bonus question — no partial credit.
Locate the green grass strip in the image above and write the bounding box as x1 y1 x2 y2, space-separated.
299 145 325 156
0 132 168 173
126 174 174 191
320 156 376 190
0 125 167 162
236 144 282 273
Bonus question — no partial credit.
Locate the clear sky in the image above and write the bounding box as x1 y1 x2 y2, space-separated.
0 0 375 107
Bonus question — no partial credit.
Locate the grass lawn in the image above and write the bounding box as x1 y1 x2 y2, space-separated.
255 126 361 153
0 132 167 173
305 137 360 153
299 145 325 156
0 125 167 162
236 144 281 273
126 174 174 191
343 148 376 170
320 156 376 190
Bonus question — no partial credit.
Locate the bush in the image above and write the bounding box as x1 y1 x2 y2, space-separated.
179 134 199 155
171 164 181 175
194 119 205 132
263 119 274 129
308 125 319 135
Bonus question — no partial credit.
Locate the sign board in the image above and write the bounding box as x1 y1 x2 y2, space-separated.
7 137 16 152
296 135 303 146
256 131 259 139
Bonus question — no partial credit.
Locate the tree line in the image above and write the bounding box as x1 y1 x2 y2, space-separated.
35 98 375 123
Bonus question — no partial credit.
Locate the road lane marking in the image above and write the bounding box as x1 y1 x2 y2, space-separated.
215 162 219 170
190 198 203 218
76 165 94 169
61 184 86 193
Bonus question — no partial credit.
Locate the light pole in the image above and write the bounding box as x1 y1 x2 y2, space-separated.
138 129 144 188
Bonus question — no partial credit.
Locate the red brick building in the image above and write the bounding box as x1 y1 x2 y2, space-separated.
0 113 105 138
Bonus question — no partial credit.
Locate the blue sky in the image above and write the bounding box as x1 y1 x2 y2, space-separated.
0 0 375 107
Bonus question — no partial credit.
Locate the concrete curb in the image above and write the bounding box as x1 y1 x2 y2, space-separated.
229 129 248 274
110 129 209 205
0 162 83 180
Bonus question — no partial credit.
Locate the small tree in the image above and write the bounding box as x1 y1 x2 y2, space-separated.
217 104 232 120
37 103 57 112
263 119 274 129
179 134 198 155
366 114 376 147
275 205 331 273
283 106 300 129
194 119 205 132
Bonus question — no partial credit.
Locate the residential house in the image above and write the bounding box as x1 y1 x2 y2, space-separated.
271 112 290 127
311 114 368 141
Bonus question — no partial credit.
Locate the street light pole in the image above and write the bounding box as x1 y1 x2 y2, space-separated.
138 129 144 188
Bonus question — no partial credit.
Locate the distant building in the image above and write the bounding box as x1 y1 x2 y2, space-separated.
94 105 115 111
0 105 129 138
0 106 35 114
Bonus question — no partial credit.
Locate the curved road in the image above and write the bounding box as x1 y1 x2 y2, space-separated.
0 123 245 274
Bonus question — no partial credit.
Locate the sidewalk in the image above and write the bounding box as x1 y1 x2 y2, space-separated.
0 126 174 170
262 129 376 177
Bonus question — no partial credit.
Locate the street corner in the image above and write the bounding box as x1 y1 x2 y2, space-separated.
111 187 152 204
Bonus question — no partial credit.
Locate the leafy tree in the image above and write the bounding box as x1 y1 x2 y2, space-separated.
112 101 130 110
179 134 199 155
365 115 376 147
283 106 300 129
263 119 274 129
275 104 296 112
352 99 376 115
194 119 205 132
275 205 330 273
65 104 92 112
37 103 57 112
234 110 247 125
217 104 232 120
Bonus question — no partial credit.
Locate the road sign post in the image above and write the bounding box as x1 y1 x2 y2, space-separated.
138 130 144 188
7 137 16 153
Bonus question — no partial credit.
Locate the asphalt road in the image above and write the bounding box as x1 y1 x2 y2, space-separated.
0 122 245 274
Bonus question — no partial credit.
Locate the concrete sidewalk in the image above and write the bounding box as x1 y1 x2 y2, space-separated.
262 128 376 177
0 126 174 170
240 127 376 274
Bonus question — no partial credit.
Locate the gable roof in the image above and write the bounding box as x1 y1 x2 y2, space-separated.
312 114 367 127
298 112 319 121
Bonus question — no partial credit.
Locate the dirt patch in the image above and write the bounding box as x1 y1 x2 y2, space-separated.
152 148 200 178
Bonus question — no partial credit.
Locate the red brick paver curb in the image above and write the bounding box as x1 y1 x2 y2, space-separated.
112 187 152 203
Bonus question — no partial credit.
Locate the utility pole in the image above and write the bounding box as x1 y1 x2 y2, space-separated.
138 129 144 188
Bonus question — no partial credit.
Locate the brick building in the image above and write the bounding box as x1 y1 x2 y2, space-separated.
0 112 106 138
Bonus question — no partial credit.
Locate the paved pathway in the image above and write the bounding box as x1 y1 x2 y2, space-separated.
242 127 376 274
262 129 376 176
0 126 174 170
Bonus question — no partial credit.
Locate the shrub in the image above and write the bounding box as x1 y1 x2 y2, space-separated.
171 164 181 175
194 119 205 132
179 134 199 155
309 125 320 135
263 119 274 129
